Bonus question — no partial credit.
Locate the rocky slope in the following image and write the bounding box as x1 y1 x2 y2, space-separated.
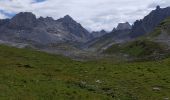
88 6 170 55
0 12 91 47
116 22 132 30
149 17 170 47
82 23 131 52
90 30 108 39
130 6 170 38
103 17 170 60
1 6 170 59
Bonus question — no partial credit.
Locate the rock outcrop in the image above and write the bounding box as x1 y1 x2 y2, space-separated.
91 30 108 39
116 22 131 30
130 6 170 38
0 12 91 46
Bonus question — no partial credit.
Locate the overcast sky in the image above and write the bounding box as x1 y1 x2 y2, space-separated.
0 0 170 31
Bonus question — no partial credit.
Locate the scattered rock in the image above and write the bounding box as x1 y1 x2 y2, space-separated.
96 80 102 84
17 64 34 69
152 87 161 91
23 64 34 68
80 81 86 85
164 98 169 100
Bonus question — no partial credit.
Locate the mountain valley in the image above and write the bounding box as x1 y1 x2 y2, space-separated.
0 5 170 100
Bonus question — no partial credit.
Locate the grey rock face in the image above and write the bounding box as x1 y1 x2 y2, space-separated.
91 30 108 39
116 22 131 30
8 12 37 30
0 19 10 26
57 15 90 41
130 6 170 38
0 12 91 47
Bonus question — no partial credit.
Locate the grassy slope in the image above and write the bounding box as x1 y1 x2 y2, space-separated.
103 39 167 58
0 45 170 100
150 17 170 37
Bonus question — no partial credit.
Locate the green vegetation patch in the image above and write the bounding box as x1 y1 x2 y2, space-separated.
0 45 170 100
150 17 170 37
103 40 167 58
122 40 165 57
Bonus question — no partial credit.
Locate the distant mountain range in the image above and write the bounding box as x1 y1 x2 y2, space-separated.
103 17 170 59
0 6 170 57
116 22 131 30
0 12 90 46
83 6 170 51
91 30 108 39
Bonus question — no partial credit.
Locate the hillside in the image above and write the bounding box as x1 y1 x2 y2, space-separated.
150 17 170 36
0 45 170 100
103 16 170 60
82 29 131 52
103 39 169 60
149 17 170 47
83 6 170 54
130 6 170 38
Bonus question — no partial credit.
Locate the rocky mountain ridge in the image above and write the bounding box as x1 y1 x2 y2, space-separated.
91 30 108 39
116 22 132 30
0 12 91 46
0 6 170 59
130 6 170 37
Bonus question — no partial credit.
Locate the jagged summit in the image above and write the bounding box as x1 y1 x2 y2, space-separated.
100 30 107 33
156 5 161 10
63 15 73 20
0 12 91 45
11 12 37 22
130 6 170 38
116 22 132 30
91 29 108 38
14 12 36 18
38 16 54 23
56 15 90 39
45 16 54 20
57 15 75 23
8 12 37 29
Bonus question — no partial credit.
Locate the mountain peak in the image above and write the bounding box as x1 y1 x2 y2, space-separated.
8 12 37 29
131 6 170 38
156 5 161 10
64 15 72 19
100 30 107 33
13 12 36 19
116 22 131 30
45 16 54 20
57 15 75 24
91 30 108 38
56 15 90 39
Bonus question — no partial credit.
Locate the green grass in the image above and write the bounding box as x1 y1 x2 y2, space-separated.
0 45 170 100
122 40 166 57
102 44 121 54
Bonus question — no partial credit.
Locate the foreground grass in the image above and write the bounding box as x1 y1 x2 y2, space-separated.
0 45 170 100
